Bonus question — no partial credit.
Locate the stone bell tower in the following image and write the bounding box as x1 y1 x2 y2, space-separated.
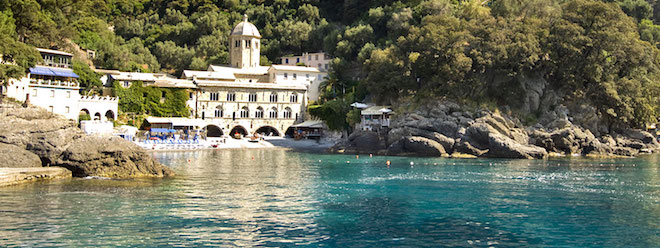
229 14 262 68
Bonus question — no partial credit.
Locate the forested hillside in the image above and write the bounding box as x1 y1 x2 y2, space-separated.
1 0 660 129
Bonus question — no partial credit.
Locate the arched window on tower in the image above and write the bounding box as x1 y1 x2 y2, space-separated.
246 39 250 48
256 107 264 118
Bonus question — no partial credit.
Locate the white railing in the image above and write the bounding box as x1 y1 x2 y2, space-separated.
360 119 391 130
80 95 118 102
29 79 79 88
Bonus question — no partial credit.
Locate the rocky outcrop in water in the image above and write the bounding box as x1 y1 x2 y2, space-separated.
335 101 659 159
0 100 174 177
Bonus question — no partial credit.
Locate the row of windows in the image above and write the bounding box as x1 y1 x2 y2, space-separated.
47 105 71 113
283 73 324 81
208 92 299 103
211 106 294 119
42 55 71 67
285 54 328 64
234 40 259 49
32 89 72 98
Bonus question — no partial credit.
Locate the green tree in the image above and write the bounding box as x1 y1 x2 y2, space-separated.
0 10 40 86
72 60 102 94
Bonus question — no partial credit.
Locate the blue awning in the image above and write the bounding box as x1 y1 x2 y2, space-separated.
29 67 56 76
50 68 79 78
29 66 79 78
150 128 176 133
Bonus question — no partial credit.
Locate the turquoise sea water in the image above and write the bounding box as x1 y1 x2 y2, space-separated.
0 149 658 247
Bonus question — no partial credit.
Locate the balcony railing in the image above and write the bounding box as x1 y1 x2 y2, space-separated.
29 78 79 88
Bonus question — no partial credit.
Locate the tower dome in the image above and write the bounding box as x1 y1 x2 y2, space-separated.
231 14 261 38
229 14 261 68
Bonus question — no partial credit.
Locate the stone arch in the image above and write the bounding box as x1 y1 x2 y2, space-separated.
230 125 248 138
105 110 115 120
285 126 296 138
94 112 101 120
79 108 90 115
206 124 224 137
255 126 281 137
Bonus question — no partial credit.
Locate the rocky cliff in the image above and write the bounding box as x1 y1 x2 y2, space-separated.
0 99 174 178
336 101 659 159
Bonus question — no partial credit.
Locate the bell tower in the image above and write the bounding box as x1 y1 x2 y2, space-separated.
229 14 261 68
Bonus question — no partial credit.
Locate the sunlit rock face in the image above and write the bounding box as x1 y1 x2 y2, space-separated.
0 99 173 178
337 100 659 158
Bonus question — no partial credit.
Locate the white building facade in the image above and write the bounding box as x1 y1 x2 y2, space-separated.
183 15 324 137
281 52 333 72
1 48 118 121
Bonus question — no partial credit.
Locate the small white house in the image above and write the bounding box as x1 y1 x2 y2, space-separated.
360 106 393 131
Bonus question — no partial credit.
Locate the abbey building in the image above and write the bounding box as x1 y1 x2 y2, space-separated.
182 15 327 137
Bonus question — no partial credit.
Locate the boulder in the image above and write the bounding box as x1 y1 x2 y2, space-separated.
485 133 547 159
454 139 488 156
621 129 658 145
583 140 614 156
386 140 405 155
347 131 384 152
58 136 175 178
387 127 455 152
613 146 638 157
433 120 459 137
401 136 446 156
0 143 42 168
0 100 174 178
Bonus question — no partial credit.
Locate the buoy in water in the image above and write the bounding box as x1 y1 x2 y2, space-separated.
410 161 414 167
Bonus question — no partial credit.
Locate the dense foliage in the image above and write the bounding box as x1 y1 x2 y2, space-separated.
0 10 40 86
315 0 660 129
113 81 190 117
1 0 660 129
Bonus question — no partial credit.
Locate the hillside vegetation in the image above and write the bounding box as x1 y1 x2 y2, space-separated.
1 0 660 129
